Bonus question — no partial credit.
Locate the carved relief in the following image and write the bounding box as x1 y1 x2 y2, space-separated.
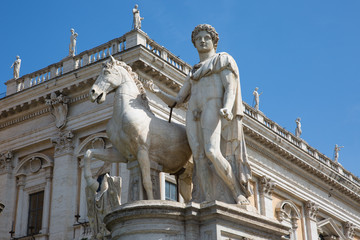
259 176 276 197
51 130 74 156
46 92 69 129
344 221 355 239
275 200 301 240
0 151 14 174
29 157 42 173
304 200 318 221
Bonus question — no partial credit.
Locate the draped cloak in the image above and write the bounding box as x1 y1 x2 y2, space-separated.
86 174 122 239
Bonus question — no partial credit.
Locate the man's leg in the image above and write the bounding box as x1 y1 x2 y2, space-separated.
201 101 247 204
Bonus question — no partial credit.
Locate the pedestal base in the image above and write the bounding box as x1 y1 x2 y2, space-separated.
104 200 290 240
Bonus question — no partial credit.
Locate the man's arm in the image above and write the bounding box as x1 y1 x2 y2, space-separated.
220 69 237 121
149 76 191 108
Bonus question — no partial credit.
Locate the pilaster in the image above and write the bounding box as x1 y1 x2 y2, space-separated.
49 130 77 239
15 174 26 238
41 166 53 235
304 200 319 240
259 175 276 218
125 29 147 49
62 57 75 74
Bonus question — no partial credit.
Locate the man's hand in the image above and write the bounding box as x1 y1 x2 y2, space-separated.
220 108 233 121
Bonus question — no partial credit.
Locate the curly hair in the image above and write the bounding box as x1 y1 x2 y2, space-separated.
191 24 219 50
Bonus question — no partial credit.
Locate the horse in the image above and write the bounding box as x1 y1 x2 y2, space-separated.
86 56 193 201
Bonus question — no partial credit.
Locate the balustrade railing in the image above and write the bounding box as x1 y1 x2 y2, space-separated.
144 36 191 74
243 102 359 187
10 36 126 94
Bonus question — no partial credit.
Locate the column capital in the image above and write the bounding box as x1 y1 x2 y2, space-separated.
344 221 355 239
51 130 75 157
0 150 14 174
259 175 276 197
304 200 318 221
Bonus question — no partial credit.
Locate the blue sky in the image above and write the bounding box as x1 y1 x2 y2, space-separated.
1 1 359 178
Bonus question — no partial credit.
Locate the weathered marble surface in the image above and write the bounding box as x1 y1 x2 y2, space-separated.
132 4 144 29
82 153 121 239
88 56 192 201
104 200 290 240
10 55 21 79
253 87 262 111
151 24 252 205
69 28 78 56
295 117 302 137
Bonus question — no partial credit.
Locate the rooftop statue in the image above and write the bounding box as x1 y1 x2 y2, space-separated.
334 144 344 163
295 117 302 137
10 55 21 79
150 24 253 205
88 56 193 201
69 28 78 56
132 4 144 29
252 87 262 111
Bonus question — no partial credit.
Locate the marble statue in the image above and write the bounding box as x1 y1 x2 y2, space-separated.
82 155 121 239
132 4 144 29
295 117 302 137
150 24 252 205
10 55 21 79
252 87 262 111
88 56 193 201
45 92 69 129
69 28 78 56
334 144 344 163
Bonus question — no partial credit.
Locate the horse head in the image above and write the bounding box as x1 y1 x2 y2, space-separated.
90 56 128 104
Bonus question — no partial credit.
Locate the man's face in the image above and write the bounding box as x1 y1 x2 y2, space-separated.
194 30 214 53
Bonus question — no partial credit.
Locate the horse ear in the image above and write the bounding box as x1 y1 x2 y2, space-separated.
110 55 116 64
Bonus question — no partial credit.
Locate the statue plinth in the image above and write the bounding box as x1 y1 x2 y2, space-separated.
127 160 162 201
104 200 290 240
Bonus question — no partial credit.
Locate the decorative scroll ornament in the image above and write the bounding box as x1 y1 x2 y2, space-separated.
259 176 276 196
344 221 355 239
46 92 69 129
304 200 318 221
51 130 74 156
0 151 13 174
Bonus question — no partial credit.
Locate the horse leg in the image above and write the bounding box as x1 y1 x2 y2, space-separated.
84 148 127 163
137 147 154 200
83 148 127 191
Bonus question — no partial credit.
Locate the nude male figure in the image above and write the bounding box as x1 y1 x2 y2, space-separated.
151 24 252 205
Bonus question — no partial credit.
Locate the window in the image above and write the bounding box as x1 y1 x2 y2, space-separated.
27 191 44 235
165 181 177 201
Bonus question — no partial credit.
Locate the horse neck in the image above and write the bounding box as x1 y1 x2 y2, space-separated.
113 74 142 113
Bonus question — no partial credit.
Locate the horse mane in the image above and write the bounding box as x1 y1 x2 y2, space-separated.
116 60 153 114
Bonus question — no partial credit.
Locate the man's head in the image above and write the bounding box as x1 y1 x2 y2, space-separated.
16 55 20 59
191 24 219 51
134 4 138 9
70 28 74 33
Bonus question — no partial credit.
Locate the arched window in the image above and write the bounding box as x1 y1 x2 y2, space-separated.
275 200 301 240
13 153 53 238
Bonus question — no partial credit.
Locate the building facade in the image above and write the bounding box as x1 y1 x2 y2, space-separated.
0 28 359 240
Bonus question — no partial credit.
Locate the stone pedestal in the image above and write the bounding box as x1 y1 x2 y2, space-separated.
127 160 163 201
104 200 290 240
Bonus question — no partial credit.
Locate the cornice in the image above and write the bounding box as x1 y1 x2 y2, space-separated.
243 121 360 203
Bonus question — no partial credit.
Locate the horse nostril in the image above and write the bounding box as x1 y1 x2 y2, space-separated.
91 89 95 94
